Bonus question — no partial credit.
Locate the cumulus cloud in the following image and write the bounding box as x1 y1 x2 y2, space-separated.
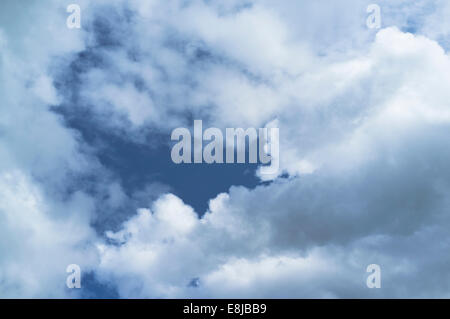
2 0 450 298
0 171 99 298
93 24 450 298
0 0 101 297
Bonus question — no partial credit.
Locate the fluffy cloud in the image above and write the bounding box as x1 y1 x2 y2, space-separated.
93 25 450 298
2 0 450 298
0 0 100 297
0 171 98 298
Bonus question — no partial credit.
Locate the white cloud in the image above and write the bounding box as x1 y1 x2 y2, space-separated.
3 0 450 298
0 0 100 298
0 171 98 298
93 26 450 298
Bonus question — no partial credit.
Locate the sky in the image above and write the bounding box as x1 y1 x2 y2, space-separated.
1 0 450 298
